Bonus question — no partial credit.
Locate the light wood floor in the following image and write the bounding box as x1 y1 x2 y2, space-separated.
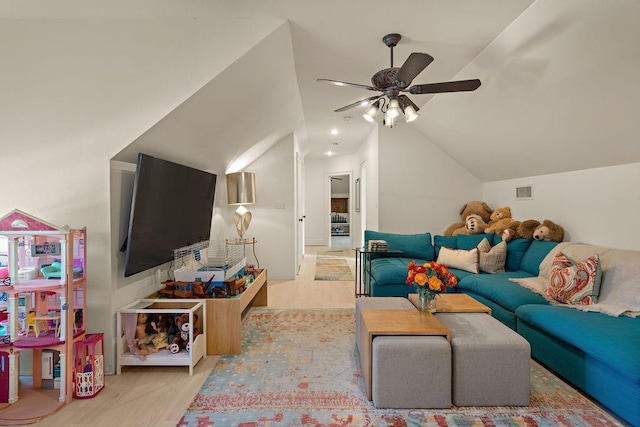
30 245 356 427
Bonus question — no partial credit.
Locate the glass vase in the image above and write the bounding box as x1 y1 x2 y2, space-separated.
418 291 437 313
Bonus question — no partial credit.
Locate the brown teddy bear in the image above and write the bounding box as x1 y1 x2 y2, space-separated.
533 219 565 242
485 206 515 235
169 313 200 353
517 219 541 240
451 214 489 236
444 201 493 236
500 221 522 242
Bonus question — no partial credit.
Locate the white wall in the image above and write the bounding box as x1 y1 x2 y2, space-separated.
304 158 326 246
377 124 483 235
483 162 640 250
357 127 380 241
245 134 297 279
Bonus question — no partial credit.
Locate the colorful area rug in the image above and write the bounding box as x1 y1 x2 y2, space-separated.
178 309 622 427
320 248 354 258
314 256 354 281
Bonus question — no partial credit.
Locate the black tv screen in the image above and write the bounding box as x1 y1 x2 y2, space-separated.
123 153 217 277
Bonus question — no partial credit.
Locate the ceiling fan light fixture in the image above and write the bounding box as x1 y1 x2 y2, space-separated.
404 105 419 122
387 98 401 119
384 116 395 127
363 103 379 123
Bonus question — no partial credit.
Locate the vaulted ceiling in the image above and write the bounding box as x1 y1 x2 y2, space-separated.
3 0 640 182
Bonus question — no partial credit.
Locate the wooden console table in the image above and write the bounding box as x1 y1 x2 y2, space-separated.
204 269 268 355
148 269 268 355
359 309 450 400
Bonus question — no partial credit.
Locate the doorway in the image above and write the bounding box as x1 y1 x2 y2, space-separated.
328 172 351 248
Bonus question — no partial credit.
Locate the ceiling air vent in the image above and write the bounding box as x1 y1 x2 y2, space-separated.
515 185 533 200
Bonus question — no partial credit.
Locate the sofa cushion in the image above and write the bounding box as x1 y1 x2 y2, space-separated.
370 257 430 287
457 271 549 312
515 304 640 382
364 230 435 261
434 235 457 257
456 234 491 250
546 252 602 305
500 238 531 272
520 240 558 275
477 238 507 274
437 247 479 274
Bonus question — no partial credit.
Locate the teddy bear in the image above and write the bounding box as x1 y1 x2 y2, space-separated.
500 221 522 242
444 201 493 236
516 219 541 240
451 214 489 236
169 313 200 353
485 206 516 235
533 219 565 242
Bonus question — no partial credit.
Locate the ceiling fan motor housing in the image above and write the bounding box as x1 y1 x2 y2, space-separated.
371 68 399 90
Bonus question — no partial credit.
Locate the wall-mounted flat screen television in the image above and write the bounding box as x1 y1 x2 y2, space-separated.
123 153 217 277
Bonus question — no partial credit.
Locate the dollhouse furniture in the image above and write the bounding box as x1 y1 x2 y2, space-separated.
74 333 104 399
117 299 206 375
34 312 61 337
40 261 83 279
0 209 87 423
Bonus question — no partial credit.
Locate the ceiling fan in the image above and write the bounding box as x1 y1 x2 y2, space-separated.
317 33 481 126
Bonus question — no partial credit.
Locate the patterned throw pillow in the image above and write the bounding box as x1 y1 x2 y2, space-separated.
477 238 507 274
545 252 601 305
437 247 479 274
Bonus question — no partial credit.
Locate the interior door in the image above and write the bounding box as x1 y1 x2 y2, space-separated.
295 152 304 274
359 162 367 248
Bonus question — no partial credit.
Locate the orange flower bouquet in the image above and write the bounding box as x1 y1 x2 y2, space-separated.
406 260 458 312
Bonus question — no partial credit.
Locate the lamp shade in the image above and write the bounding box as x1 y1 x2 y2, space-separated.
226 172 256 205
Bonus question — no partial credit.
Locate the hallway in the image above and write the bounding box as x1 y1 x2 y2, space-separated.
267 245 356 309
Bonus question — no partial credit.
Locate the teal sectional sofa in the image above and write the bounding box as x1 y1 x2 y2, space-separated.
363 230 640 426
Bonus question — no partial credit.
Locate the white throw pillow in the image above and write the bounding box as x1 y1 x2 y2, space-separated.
477 238 507 274
437 246 479 274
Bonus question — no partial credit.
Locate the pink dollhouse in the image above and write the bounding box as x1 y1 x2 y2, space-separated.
0 209 87 423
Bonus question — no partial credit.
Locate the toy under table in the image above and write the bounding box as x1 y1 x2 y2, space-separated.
116 299 206 375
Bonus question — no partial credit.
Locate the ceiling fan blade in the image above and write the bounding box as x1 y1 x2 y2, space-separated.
398 95 420 112
334 96 381 112
394 53 434 88
408 79 481 94
317 78 377 91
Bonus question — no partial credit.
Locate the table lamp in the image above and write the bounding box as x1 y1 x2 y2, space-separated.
226 172 256 239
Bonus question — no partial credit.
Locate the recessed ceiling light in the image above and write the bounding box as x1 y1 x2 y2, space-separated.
325 150 334 156
330 129 338 135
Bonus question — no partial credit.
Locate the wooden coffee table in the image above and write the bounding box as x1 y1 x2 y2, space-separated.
408 293 492 314
359 309 450 400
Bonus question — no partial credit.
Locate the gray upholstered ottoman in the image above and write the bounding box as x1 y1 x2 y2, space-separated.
372 335 451 408
355 297 415 351
436 312 531 406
